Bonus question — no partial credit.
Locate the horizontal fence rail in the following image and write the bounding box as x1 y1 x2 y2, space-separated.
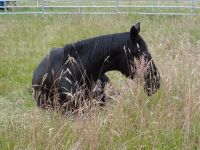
0 0 200 15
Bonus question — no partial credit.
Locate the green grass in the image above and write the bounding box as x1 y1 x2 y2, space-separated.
0 14 200 149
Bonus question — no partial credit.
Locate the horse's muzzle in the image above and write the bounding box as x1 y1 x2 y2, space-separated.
144 75 160 96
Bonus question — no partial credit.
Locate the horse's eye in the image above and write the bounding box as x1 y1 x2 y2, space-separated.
136 43 140 52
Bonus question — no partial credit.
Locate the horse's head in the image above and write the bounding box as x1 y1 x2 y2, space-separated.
124 22 160 96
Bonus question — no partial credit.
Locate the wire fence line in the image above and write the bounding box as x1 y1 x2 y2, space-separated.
0 0 200 15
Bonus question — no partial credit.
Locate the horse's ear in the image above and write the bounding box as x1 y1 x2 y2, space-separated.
130 22 140 41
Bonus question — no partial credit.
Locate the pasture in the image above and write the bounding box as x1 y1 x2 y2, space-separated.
0 14 200 149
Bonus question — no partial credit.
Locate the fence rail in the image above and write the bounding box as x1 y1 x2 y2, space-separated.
0 0 200 15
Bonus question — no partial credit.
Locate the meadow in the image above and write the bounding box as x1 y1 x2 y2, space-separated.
0 14 200 149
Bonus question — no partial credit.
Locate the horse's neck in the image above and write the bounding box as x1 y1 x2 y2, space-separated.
93 43 127 78
75 32 130 80
101 35 130 72
96 33 129 61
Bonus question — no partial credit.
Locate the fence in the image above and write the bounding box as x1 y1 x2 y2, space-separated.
0 0 200 15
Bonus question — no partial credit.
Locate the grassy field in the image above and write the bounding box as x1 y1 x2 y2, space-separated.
0 14 200 149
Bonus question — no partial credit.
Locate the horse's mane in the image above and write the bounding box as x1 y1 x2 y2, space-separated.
64 32 131 61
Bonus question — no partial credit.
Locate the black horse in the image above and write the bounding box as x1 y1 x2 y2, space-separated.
32 22 160 113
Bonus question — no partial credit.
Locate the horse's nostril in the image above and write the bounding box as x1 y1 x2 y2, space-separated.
147 92 152 96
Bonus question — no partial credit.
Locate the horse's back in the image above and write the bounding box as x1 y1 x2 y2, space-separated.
49 47 65 75
32 54 50 88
